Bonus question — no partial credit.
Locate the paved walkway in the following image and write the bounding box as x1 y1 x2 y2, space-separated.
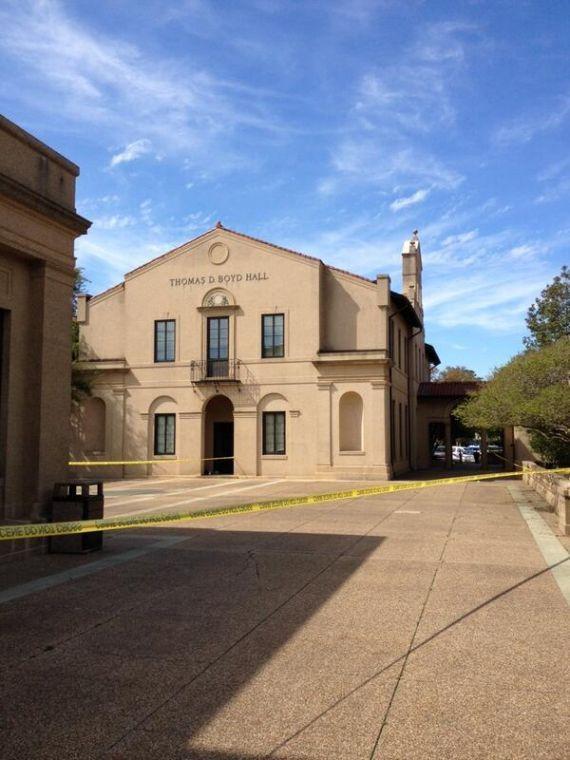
0 479 568 759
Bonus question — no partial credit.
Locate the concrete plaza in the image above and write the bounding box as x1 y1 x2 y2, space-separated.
1 476 569 759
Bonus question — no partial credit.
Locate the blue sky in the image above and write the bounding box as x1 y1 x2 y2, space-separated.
1 0 568 376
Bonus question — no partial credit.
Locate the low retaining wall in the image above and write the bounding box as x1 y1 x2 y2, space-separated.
522 461 570 536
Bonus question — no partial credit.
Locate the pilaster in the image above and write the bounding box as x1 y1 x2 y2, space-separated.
233 409 257 475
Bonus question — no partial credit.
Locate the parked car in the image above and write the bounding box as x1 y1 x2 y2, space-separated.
452 445 468 461
433 445 446 460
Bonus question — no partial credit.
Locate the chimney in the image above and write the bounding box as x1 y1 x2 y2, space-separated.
76 293 90 324
376 273 391 308
402 230 423 316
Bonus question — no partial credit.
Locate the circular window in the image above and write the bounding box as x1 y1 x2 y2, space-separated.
208 242 230 265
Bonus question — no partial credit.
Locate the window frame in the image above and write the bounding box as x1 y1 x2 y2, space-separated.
154 413 176 456
262 411 286 455
261 313 285 359
154 319 176 363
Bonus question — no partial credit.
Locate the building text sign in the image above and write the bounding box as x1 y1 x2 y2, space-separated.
169 272 269 287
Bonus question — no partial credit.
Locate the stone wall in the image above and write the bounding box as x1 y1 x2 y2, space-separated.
522 461 570 536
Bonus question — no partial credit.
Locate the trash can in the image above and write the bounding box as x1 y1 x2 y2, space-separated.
49 481 104 554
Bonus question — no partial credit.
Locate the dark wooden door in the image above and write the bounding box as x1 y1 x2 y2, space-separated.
213 422 234 474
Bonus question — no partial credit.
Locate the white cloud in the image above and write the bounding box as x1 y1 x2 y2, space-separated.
493 96 570 147
317 178 338 196
110 139 152 167
185 211 214 231
95 215 137 230
319 22 474 199
507 243 541 260
332 142 463 191
390 188 430 212
441 230 478 247
0 0 288 173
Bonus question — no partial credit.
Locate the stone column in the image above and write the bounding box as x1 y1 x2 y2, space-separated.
179 411 202 476
371 379 392 479
444 421 452 469
316 381 333 472
27 263 74 518
233 409 257 475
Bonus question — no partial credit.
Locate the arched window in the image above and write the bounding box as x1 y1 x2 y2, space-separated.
339 392 363 452
84 397 106 453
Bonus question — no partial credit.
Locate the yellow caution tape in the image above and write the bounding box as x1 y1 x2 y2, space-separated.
2 467 569 542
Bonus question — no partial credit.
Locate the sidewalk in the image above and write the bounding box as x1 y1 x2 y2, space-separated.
0 478 568 759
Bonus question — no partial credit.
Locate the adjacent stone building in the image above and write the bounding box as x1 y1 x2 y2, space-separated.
0 115 90 534
74 224 441 479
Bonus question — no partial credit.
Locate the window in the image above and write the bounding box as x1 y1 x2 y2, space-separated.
154 320 175 362
389 320 394 358
263 411 286 454
262 314 284 358
154 413 175 455
207 316 229 377
398 328 402 368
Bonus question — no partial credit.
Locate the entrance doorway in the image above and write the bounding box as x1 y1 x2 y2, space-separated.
204 395 234 474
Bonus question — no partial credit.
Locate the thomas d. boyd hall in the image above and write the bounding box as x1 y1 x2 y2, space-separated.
74 223 445 480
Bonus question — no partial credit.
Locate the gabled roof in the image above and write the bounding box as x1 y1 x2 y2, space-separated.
125 222 376 285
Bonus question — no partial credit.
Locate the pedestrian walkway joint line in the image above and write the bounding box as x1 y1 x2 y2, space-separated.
0 536 188 606
508 484 570 607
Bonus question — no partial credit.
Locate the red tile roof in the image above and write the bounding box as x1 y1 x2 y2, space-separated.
418 381 481 398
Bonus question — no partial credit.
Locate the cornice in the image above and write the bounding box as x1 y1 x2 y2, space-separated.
0 171 91 235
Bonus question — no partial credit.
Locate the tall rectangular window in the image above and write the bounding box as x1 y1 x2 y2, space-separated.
398 402 403 459
207 316 229 377
398 329 402 368
263 411 286 454
154 413 175 455
154 320 175 362
262 314 284 358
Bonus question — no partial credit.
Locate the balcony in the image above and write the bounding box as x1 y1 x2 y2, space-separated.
190 359 241 384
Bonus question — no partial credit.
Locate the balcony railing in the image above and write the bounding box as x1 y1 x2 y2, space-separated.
190 359 241 383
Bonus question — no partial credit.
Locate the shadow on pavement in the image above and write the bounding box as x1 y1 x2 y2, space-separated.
0 527 383 759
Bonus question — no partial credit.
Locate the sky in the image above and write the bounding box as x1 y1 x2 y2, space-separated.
1 0 568 376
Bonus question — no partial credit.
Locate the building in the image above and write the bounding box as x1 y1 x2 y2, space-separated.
74 223 445 480
0 115 90 538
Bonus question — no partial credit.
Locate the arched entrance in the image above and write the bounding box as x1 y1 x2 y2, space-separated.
419 382 511 471
204 395 234 475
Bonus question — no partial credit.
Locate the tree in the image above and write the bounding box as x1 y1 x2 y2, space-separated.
455 338 570 466
71 268 93 404
524 266 570 349
432 365 481 382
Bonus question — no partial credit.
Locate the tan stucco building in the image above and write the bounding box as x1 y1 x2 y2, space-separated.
0 115 90 535
75 224 444 480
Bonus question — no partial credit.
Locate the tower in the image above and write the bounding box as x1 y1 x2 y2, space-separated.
402 229 423 318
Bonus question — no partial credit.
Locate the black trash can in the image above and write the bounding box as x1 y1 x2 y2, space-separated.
49 481 104 554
